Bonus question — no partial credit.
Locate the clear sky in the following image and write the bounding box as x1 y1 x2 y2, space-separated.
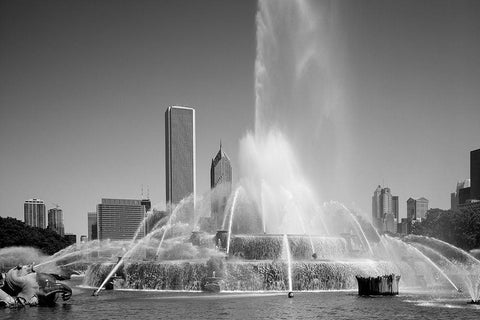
1 0 479 238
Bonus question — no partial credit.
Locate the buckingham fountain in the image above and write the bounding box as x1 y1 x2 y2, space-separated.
2 0 480 306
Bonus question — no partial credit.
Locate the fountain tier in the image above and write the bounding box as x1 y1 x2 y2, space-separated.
85 258 396 292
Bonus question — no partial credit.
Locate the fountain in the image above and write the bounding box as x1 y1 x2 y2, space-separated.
4 0 478 304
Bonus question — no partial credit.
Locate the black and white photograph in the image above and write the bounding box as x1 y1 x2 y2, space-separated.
1 0 480 318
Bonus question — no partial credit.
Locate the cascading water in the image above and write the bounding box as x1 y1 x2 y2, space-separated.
283 234 293 292
155 195 194 257
226 187 241 254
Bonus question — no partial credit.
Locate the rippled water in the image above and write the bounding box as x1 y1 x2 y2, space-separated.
1 279 479 320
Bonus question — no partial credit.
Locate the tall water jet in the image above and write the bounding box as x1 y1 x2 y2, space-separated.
332 201 374 256
283 234 293 293
155 195 194 257
226 187 241 255
254 0 349 201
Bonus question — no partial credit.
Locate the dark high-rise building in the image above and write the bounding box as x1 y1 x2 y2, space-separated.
88 212 98 241
165 106 196 210
451 179 470 209
97 198 146 241
210 143 233 230
392 196 399 219
458 187 472 205
48 207 64 236
471 149 480 201
24 198 46 229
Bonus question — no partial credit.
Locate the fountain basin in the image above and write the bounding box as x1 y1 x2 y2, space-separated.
84 259 396 291
202 277 223 292
356 274 400 296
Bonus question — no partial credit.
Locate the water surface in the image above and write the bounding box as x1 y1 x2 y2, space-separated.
2 281 479 320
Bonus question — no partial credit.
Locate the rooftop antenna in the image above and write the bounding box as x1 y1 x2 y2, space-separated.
141 184 144 198
147 186 150 199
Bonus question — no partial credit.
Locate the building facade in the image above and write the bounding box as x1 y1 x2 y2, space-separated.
392 196 399 219
141 198 152 213
210 143 233 230
88 211 98 241
165 106 196 210
24 198 46 228
407 197 429 221
97 198 146 241
451 179 471 210
372 186 397 233
471 149 480 201
47 208 64 236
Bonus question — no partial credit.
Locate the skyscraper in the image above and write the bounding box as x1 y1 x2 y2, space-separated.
210 142 232 230
165 106 196 210
372 186 397 233
97 198 145 241
372 186 382 230
48 207 64 236
24 198 46 228
392 196 399 219
88 211 98 241
471 148 480 201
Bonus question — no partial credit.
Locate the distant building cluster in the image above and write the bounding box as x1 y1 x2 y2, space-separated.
372 148 479 235
23 104 477 244
84 105 232 242
372 186 429 235
451 149 480 214
24 198 67 238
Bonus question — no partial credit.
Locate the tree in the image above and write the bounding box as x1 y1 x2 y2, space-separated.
412 208 480 251
0 217 71 255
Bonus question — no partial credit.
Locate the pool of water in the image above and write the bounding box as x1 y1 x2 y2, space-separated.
1 280 479 320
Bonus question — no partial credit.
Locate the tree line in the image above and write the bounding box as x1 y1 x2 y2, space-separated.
0 216 72 255
412 208 480 251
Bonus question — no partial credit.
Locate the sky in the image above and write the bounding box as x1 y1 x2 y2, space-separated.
1 0 479 238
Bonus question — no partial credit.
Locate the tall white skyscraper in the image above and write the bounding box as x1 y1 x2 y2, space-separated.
24 198 46 228
165 106 196 209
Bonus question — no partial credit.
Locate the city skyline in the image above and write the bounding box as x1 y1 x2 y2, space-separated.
1 0 480 237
